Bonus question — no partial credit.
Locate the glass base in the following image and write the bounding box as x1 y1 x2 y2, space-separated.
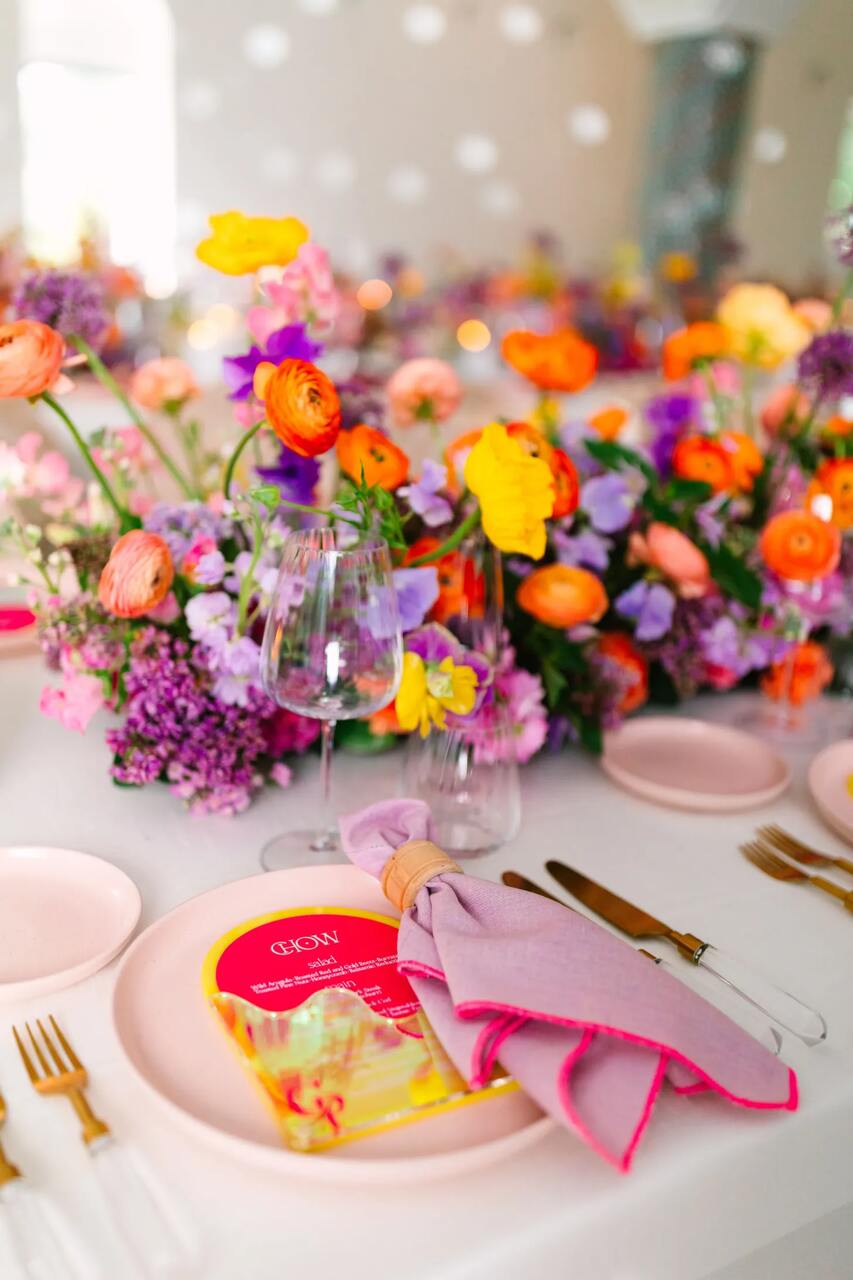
260 830 343 872
735 700 827 749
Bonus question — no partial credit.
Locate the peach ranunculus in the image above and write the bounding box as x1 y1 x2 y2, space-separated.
501 327 598 392
806 458 853 531
629 522 711 599
716 284 809 369
130 358 200 410
517 564 608 629
386 358 462 426
761 641 833 707
254 358 341 458
595 631 649 714
760 383 810 436
759 509 841 581
98 530 175 618
336 424 409 490
0 321 65 398
792 298 832 333
662 322 729 381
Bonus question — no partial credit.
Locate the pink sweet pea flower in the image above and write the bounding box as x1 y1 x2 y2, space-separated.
628 522 711 599
40 671 105 733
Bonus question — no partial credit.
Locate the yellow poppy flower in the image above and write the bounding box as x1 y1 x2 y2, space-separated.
196 211 309 276
395 652 479 737
464 422 555 560
717 284 809 369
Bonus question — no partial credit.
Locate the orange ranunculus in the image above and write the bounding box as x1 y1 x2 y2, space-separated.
671 435 735 493
444 428 484 495
595 632 648 714
0 321 65 398
403 537 484 625
501 327 598 392
98 531 174 619
550 448 580 519
336 424 409 490
368 701 404 736
517 564 608 629
823 414 852 439
505 420 554 463
759 509 841 581
662 322 728 381
761 642 833 707
257 358 341 458
720 431 763 492
588 406 628 441
130 358 199 410
807 458 853 531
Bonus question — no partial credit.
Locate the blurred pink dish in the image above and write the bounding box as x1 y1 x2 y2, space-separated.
808 739 853 846
112 864 551 1185
0 606 39 657
0 846 142 1001
601 717 790 812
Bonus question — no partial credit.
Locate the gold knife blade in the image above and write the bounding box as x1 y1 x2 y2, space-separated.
545 860 705 962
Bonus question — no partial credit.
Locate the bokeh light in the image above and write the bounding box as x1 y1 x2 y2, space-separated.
315 151 357 190
455 133 498 174
242 24 291 69
457 318 491 351
387 165 429 204
179 81 220 122
753 128 787 164
357 278 393 310
499 5 543 44
402 4 447 44
567 104 610 146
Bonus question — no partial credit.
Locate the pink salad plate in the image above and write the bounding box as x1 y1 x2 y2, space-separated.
601 716 791 812
112 864 552 1185
0 606 39 658
808 739 853 846
0 846 142 1002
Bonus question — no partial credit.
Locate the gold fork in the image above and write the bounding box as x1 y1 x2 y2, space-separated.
757 824 853 877
12 1016 109 1144
741 839 853 912
0 1087 21 1188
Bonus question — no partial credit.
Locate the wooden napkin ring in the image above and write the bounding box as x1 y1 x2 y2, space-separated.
381 840 462 912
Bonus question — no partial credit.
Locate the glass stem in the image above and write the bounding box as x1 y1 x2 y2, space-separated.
311 720 337 852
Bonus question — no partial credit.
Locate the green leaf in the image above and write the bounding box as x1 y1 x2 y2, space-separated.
705 543 763 608
663 478 713 504
541 659 567 709
335 720 398 755
584 438 656 484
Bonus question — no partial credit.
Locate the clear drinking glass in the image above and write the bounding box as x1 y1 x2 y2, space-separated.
261 528 402 869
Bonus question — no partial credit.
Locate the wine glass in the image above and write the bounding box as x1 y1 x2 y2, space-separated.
261 528 402 869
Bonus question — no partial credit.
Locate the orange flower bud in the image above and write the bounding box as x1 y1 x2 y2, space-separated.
98 531 175 618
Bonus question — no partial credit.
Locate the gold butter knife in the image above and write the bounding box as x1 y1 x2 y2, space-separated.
545 860 827 1047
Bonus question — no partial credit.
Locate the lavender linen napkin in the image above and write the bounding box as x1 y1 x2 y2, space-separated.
340 799 797 1172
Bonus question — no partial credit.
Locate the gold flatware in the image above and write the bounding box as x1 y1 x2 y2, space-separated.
756 824 853 877
13 1016 192 1275
0 1086 20 1188
546 858 827 1045
13 1016 109 1144
741 839 853 912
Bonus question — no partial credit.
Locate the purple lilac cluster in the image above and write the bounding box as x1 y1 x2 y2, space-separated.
644 596 727 697
12 269 109 347
797 330 853 402
336 375 387 432
107 629 277 816
143 502 232 563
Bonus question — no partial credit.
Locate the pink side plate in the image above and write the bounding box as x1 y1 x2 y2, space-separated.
0 847 142 1002
0 606 39 658
112 864 552 1185
601 717 791 813
808 739 853 846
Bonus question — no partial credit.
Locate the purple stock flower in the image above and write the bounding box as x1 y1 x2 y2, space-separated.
208 635 264 707
255 445 320 507
797 330 853 402
185 591 235 648
143 502 231 562
398 459 453 527
222 324 322 401
645 392 696 475
694 492 728 548
12 268 109 347
615 579 676 641
195 549 226 586
580 472 637 533
700 615 786 679
552 527 612 572
393 567 439 632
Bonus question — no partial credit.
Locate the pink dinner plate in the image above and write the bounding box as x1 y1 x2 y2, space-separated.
0 606 39 658
112 864 552 1184
601 717 791 812
0 847 142 1002
808 739 853 846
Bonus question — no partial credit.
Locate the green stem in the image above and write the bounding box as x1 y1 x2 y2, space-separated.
236 514 264 634
223 421 263 499
831 267 853 324
700 363 726 433
741 364 755 438
793 388 825 442
408 508 481 565
69 334 198 500
40 392 131 530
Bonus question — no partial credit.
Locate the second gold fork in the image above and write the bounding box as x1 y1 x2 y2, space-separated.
741 839 853 913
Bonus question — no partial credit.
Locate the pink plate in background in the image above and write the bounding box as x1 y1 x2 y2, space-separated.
112 864 552 1185
601 717 791 812
0 846 142 1001
808 739 853 846
0 606 39 658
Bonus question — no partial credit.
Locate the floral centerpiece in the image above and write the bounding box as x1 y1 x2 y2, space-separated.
1 206 851 814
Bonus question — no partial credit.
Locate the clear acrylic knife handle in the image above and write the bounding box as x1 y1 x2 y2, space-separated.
695 944 827 1046
0 1178 80 1280
88 1138 195 1278
649 955 781 1055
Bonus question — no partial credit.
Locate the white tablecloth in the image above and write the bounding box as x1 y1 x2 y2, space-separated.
1 654 851 1280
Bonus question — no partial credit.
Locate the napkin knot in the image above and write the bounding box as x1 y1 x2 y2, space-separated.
381 839 461 911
